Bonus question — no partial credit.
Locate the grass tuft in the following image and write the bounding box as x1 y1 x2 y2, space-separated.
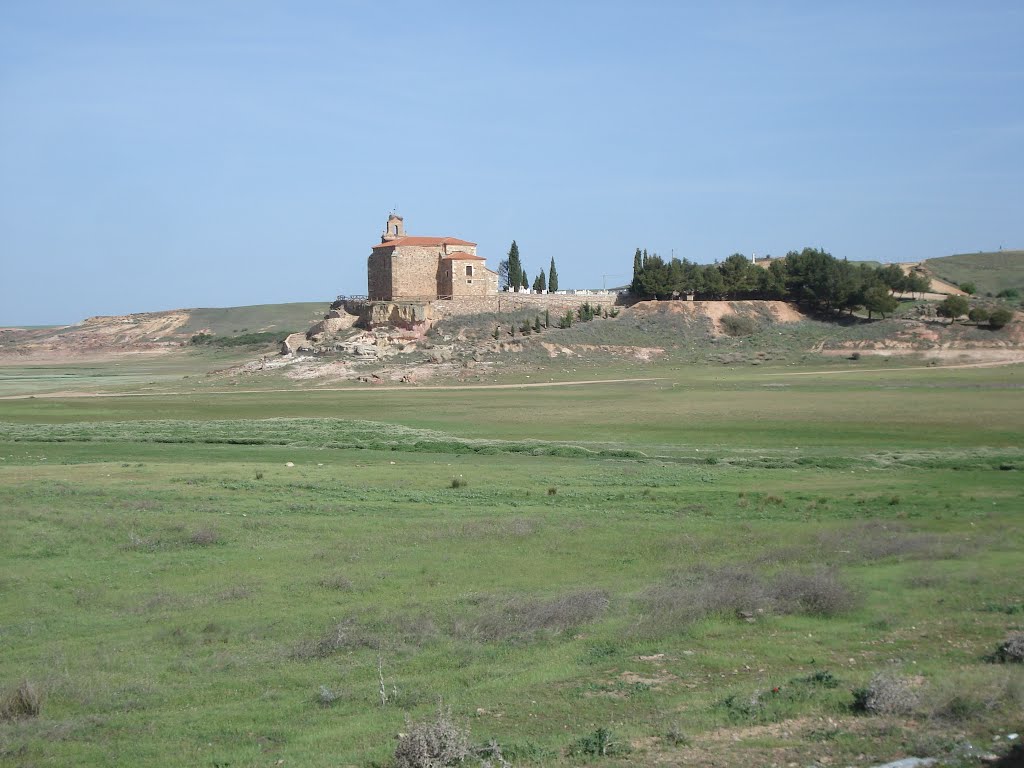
188 528 220 546
0 680 42 721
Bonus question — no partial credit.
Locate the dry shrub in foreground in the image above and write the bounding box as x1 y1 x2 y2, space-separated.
295 613 439 659
467 589 610 642
642 566 767 627
394 705 470 768
852 673 921 715
1 680 42 721
188 528 220 546
640 565 858 631
292 619 381 659
770 567 859 617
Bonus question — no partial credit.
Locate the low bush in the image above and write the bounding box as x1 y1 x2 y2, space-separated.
568 727 628 758
640 564 858 631
663 723 690 746
641 565 767 628
0 680 42 721
770 567 859 617
475 740 511 768
988 307 1013 329
317 685 341 707
394 705 470 768
294 619 380 659
466 589 609 642
852 672 921 715
188 528 220 546
721 314 759 337
450 476 467 489
988 631 1024 663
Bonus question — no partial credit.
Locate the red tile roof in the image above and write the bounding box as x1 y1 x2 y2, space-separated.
371 236 477 250
441 251 485 261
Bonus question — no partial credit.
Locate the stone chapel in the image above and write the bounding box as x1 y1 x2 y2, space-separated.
366 213 498 301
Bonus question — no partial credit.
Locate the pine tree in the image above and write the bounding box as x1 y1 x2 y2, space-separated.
548 257 559 293
507 241 522 293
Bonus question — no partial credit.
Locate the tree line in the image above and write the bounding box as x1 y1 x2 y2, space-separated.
499 241 559 293
630 248 932 319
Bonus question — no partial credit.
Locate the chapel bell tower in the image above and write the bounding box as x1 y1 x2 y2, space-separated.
382 212 405 242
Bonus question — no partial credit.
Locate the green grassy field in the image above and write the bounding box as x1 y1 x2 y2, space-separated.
1 360 1023 767
176 302 328 337
926 251 1024 296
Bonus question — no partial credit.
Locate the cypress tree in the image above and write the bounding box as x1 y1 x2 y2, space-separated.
533 269 546 293
548 257 559 292
521 267 528 291
507 241 522 292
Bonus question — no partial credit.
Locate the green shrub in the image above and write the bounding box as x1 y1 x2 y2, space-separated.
968 307 990 324
721 314 759 336
988 307 1013 329
568 727 628 757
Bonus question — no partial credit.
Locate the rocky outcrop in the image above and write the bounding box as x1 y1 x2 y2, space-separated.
281 332 312 355
366 302 434 332
308 311 357 338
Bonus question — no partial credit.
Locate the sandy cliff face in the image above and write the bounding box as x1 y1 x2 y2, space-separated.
0 312 191 361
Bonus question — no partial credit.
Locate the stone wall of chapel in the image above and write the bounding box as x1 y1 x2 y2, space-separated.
367 249 393 301
447 260 498 297
391 245 447 299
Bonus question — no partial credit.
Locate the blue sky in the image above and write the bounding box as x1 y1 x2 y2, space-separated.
1 1 1021 324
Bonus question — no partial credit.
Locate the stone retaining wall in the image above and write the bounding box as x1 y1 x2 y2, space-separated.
431 292 623 319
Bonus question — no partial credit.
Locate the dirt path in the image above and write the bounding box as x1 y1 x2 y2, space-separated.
0 377 666 400
762 358 1023 376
